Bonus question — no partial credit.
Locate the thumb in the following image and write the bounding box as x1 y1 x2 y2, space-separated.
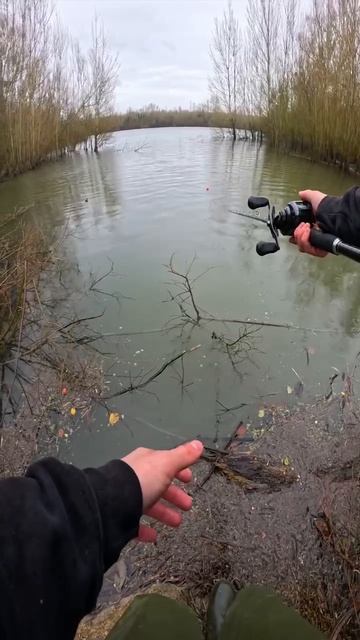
164 440 203 476
299 190 312 201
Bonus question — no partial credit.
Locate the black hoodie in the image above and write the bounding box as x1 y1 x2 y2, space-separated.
0 457 142 639
317 185 360 247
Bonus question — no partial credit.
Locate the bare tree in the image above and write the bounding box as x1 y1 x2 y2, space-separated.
247 0 279 116
89 15 120 152
209 0 242 141
0 1 121 175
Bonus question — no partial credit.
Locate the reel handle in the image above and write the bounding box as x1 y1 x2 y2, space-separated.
310 228 360 263
309 229 337 253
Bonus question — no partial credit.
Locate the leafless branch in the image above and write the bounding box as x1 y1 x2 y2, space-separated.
102 345 201 400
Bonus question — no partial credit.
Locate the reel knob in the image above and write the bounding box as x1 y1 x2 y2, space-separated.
248 196 270 210
256 241 280 256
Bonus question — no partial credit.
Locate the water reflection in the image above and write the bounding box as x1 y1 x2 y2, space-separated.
289 252 360 334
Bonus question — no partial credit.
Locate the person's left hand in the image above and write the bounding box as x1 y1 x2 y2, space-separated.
122 440 203 543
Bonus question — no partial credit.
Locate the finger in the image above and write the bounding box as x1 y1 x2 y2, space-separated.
162 440 204 478
137 523 157 543
309 225 328 257
145 501 182 527
294 223 327 257
176 468 192 483
293 222 308 250
298 224 325 256
162 484 193 510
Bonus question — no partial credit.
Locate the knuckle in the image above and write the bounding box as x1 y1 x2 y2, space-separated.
135 446 151 456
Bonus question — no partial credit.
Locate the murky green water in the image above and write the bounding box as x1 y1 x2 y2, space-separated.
0 127 359 467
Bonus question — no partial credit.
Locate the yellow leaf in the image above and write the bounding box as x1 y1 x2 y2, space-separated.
287 385 293 395
258 408 265 418
108 412 121 426
282 456 290 467
70 407 77 416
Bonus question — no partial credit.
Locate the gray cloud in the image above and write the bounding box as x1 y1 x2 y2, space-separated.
55 0 247 110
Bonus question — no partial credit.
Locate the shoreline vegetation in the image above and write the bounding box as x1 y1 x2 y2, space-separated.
2 1 360 180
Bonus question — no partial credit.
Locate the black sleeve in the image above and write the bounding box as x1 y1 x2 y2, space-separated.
316 185 360 247
0 457 142 640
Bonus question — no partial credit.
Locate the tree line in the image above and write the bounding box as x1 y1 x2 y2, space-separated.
0 0 119 178
102 104 260 139
210 0 360 171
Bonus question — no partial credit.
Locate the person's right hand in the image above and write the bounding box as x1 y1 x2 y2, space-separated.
291 189 328 257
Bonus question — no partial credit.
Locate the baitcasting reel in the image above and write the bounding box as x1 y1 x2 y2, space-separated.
231 196 360 264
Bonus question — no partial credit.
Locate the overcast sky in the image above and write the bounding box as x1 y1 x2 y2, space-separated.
55 0 248 111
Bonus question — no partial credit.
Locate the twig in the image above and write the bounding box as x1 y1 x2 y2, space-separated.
164 257 336 334
167 255 201 324
197 420 241 490
210 316 337 332
4 260 27 419
291 367 303 384
102 345 201 400
330 607 357 640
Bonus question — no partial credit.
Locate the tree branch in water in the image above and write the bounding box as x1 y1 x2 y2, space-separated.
102 344 201 400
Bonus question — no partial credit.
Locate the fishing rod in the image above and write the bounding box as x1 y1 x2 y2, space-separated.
230 196 360 263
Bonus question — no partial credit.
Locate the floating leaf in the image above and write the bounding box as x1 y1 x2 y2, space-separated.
109 411 121 426
258 408 265 418
70 407 77 416
282 456 290 467
287 385 293 395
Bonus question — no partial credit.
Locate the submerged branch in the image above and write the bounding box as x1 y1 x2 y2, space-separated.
102 344 201 400
165 256 338 334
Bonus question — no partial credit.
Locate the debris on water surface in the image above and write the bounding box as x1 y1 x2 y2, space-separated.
108 412 124 426
58 428 65 438
212 450 297 491
61 387 68 396
282 456 291 467
287 385 293 395
313 514 331 540
304 345 315 366
236 423 247 438
294 380 304 397
258 408 265 418
70 407 77 416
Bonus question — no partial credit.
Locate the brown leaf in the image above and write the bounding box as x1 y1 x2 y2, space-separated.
314 517 331 540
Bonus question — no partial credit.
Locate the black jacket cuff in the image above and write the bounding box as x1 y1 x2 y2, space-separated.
84 460 143 570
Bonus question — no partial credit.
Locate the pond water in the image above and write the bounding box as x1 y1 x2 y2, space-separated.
0 127 359 467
